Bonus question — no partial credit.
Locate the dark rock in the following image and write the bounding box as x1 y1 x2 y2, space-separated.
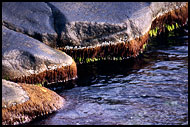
2 2 187 48
55 2 187 61
48 2 187 47
2 2 57 47
2 2 187 80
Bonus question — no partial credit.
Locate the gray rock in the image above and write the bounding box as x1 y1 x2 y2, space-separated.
2 26 73 80
2 2 187 80
149 2 186 18
2 2 57 47
2 2 187 48
2 79 29 108
48 2 187 47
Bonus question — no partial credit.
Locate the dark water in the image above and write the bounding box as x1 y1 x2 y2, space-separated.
26 28 188 125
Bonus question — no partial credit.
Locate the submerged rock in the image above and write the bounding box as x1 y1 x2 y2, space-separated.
2 79 64 125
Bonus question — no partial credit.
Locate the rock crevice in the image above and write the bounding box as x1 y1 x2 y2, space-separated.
46 2 68 48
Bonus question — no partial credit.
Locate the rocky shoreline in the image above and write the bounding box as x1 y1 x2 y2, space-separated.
2 2 188 125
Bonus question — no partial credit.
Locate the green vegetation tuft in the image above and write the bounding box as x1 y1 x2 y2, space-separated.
165 23 179 32
149 23 180 37
149 27 158 37
175 23 179 28
143 43 147 50
75 56 125 64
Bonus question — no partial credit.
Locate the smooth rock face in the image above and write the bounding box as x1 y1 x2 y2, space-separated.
49 2 150 24
48 2 187 47
2 79 64 125
2 2 187 48
2 79 29 108
2 2 57 47
2 26 73 81
149 2 185 18
48 2 151 46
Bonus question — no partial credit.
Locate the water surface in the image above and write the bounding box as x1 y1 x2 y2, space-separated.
26 27 188 125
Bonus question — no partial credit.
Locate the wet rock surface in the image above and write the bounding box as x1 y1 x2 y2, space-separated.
2 79 65 125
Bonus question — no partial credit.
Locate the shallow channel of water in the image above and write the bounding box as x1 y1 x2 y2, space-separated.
26 27 188 125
